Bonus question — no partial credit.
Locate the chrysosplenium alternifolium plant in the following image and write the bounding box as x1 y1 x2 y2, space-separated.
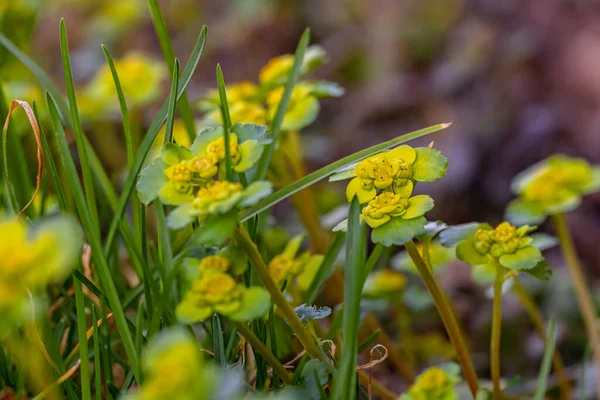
399 363 461 400
331 145 448 245
0 216 81 325
507 154 600 225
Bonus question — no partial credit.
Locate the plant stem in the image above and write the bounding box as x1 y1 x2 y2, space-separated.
235 322 293 384
551 212 600 399
512 277 571 400
491 264 504 400
404 240 479 398
357 370 396 400
234 225 326 362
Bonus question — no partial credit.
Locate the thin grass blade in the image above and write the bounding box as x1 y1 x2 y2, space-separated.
216 64 233 180
304 231 346 304
534 317 557 400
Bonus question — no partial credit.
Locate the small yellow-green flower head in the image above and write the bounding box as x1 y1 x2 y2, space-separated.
191 125 272 173
400 364 461 400
0 216 81 323
192 181 244 213
177 271 271 323
337 145 448 204
199 255 231 273
268 254 303 284
148 120 194 163
362 193 433 229
266 85 320 131
258 45 327 87
87 53 166 109
363 269 406 298
126 328 216 400
456 222 542 271
138 143 218 206
507 155 600 225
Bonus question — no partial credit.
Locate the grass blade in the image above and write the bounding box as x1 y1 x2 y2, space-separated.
254 28 310 181
59 19 99 232
332 196 366 399
534 317 557 400
241 123 449 221
46 93 141 382
73 263 92 400
163 59 180 144
147 0 197 142
103 26 207 255
211 315 226 367
216 64 233 181
304 231 346 304
91 306 103 400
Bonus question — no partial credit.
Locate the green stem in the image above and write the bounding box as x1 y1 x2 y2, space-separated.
491 263 504 400
551 213 600 398
235 322 293 385
512 277 571 400
234 225 326 362
404 240 479 398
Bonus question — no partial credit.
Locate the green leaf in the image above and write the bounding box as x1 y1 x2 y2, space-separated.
137 158 168 205
163 59 180 145
439 222 482 248
190 126 222 155
371 216 427 246
216 64 233 180
188 210 239 246
533 317 556 400
211 315 226 367
162 142 194 165
239 181 273 207
415 220 448 242
279 94 320 131
522 260 553 281
242 123 450 221
529 233 558 251
505 199 548 226
499 246 542 270
404 194 434 219
230 123 271 145
583 166 600 194
302 80 345 98
229 287 271 321
412 147 448 182
332 196 366 400
167 203 195 230
456 238 489 266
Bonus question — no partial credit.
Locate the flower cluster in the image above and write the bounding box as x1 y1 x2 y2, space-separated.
198 46 343 132
177 254 270 323
81 52 166 117
362 269 407 298
399 364 461 400
137 124 274 232
0 216 82 324
267 235 323 288
507 155 600 225
332 145 447 245
125 328 217 400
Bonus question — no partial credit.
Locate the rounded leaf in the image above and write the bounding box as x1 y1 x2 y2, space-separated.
505 199 547 226
234 140 262 172
190 127 223 155
229 287 271 321
239 181 273 207
403 194 434 219
456 238 489 266
371 216 427 246
162 143 194 165
499 246 542 270
137 158 168 205
412 147 448 182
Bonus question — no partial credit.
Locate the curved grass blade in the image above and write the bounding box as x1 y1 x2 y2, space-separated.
163 59 180 144
216 64 233 180
100 45 134 168
73 263 91 400
59 19 99 232
242 123 450 221
46 93 141 383
332 196 367 399
254 28 310 181
534 317 557 400
147 0 197 141
103 26 207 255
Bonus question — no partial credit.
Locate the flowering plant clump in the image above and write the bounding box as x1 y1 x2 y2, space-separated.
399 364 461 400
507 155 600 225
0 216 82 324
331 145 447 245
198 46 343 131
176 254 270 323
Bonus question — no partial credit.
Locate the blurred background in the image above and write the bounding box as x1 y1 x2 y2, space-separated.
3 0 600 395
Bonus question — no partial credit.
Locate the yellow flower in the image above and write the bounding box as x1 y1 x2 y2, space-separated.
87 53 166 108
413 368 448 391
259 54 295 85
0 216 81 321
400 364 460 400
268 254 303 284
160 153 219 204
148 120 194 162
198 255 231 273
266 85 319 131
361 192 410 228
192 181 244 214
